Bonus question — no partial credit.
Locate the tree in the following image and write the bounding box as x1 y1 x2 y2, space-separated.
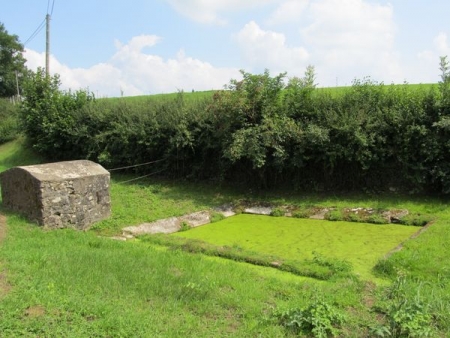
439 56 450 107
0 22 28 97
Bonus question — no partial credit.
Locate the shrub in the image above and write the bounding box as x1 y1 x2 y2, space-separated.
19 68 94 159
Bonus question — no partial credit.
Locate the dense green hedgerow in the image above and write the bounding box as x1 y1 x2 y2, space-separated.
18 59 450 193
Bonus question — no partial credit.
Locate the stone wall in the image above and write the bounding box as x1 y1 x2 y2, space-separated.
0 160 110 230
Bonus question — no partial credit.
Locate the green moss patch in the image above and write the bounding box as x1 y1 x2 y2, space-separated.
173 214 419 280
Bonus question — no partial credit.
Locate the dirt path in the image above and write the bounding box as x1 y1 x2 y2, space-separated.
0 213 11 297
0 213 6 243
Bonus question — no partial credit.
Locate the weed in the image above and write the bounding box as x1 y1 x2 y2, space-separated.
345 212 362 222
270 207 285 217
325 209 344 221
373 258 397 278
376 275 436 337
274 299 346 337
399 214 433 226
311 252 353 277
209 211 225 223
367 214 389 225
178 221 191 232
292 210 310 218
368 324 391 337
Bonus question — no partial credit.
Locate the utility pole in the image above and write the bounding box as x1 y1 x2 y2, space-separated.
46 13 50 76
15 71 20 97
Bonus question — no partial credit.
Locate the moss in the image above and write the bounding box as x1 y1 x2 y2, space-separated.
174 214 418 280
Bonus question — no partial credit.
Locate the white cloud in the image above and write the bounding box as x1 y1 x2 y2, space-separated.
434 32 450 56
236 21 309 74
267 0 309 25
24 36 241 97
416 32 450 83
165 0 278 25
299 0 402 85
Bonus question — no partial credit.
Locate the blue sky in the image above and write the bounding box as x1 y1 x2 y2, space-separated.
2 0 450 97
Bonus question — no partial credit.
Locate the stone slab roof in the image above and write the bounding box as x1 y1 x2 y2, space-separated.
14 160 109 181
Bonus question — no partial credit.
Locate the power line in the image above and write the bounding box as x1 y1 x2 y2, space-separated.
47 0 55 15
23 18 46 46
50 0 55 16
24 0 55 47
107 159 166 172
117 169 167 184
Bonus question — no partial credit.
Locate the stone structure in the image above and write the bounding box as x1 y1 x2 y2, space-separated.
0 160 110 229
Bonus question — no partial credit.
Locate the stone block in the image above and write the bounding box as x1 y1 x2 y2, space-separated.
0 160 110 230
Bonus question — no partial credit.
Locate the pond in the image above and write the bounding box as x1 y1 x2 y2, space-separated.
174 214 420 280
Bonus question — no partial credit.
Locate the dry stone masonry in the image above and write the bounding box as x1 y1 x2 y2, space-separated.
0 160 110 230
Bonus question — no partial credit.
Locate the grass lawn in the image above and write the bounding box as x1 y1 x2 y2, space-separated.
174 214 419 280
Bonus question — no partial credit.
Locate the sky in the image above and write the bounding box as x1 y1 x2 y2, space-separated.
1 0 450 97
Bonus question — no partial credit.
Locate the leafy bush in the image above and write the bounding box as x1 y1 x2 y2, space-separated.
19 68 94 159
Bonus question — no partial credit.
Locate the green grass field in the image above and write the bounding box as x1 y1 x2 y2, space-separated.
101 83 438 103
1 138 450 336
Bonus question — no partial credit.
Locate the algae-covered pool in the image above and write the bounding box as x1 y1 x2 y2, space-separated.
173 214 420 280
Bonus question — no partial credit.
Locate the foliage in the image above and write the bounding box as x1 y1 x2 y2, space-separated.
270 207 285 217
19 68 94 159
399 214 433 227
16 58 450 194
274 299 346 337
0 98 20 144
325 209 344 221
209 211 225 223
178 221 191 232
376 276 436 337
0 22 29 98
